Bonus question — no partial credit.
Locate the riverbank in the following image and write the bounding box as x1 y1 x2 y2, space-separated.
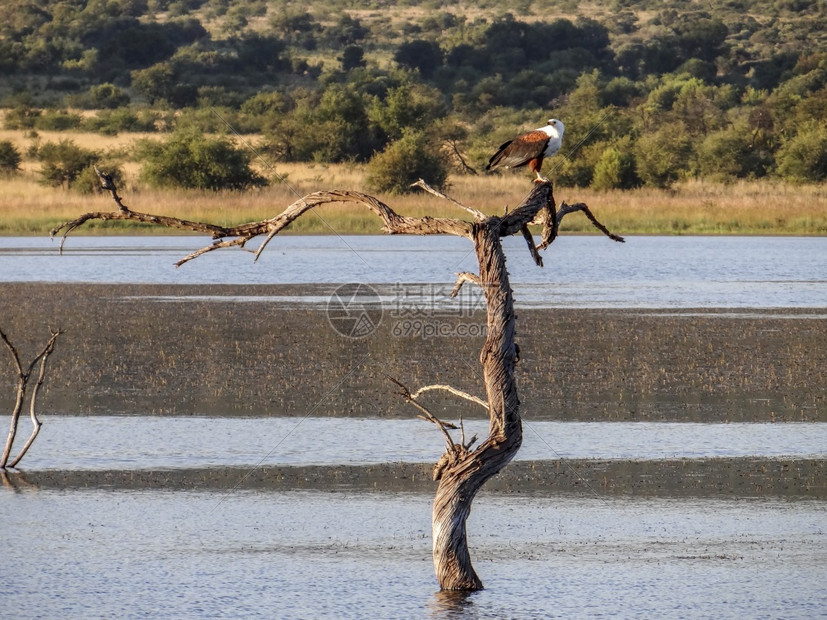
1 157 826 235
1 283 824 422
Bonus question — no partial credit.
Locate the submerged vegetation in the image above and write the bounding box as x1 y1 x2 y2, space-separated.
1 1 826 233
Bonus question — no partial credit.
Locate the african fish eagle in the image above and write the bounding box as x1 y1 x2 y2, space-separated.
485 119 565 182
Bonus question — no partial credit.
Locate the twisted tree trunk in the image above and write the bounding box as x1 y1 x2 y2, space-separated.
54 172 623 590
432 221 523 589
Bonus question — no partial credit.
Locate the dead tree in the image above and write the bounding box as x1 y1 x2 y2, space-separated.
1 328 62 469
53 170 623 590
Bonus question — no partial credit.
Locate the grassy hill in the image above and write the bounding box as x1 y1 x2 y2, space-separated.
1 0 826 234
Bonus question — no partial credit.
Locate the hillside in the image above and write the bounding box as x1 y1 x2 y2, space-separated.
0 0 826 203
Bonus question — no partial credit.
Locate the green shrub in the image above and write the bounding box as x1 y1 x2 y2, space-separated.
3 106 41 130
34 110 83 131
369 83 446 142
37 140 99 189
366 131 448 194
394 40 443 78
73 163 126 194
82 109 160 135
265 85 377 163
0 140 22 175
139 129 268 190
553 142 605 188
69 83 131 109
634 123 695 188
340 45 366 71
694 127 772 180
775 123 827 183
591 143 640 190
240 91 292 117
91 83 130 108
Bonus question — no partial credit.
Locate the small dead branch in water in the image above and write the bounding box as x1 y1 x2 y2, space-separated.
1 328 62 469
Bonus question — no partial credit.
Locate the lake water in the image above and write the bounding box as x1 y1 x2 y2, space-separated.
15 416 827 470
2 235 826 307
2 234 826 618
1 489 824 619
4 414 826 618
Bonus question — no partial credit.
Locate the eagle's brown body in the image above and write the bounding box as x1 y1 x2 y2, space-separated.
486 119 565 181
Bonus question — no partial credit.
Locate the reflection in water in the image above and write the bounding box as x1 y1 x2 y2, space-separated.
0 469 37 492
428 589 480 618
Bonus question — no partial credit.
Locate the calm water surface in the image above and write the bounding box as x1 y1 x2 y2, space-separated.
0 489 824 619
3 235 825 618
2 235 826 307
13 416 827 470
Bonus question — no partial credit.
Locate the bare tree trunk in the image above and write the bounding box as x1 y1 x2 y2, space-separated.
54 171 623 590
432 221 523 589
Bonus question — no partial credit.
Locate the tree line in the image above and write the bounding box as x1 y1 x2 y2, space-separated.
1 0 826 191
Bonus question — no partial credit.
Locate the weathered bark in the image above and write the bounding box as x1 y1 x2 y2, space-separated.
1 328 61 469
429 182 572 589
52 183 474 266
55 171 623 590
431 221 523 589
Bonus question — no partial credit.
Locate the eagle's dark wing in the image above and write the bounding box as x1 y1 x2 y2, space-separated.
485 130 550 170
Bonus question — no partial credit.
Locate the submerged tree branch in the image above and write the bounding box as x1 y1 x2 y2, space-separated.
1 328 61 469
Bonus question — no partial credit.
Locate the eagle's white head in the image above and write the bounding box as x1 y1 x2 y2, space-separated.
547 118 564 138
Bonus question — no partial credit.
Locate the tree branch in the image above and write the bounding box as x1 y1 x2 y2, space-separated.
521 225 543 267
251 189 474 263
408 384 488 410
443 140 478 176
538 201 625 249
53 170 624 591
411 178 487 221
499 182 556 236
535 198 559 251
1 328 61 469
7 329 61 468
1 329 26 469
388 377 458 452
450 272 482 298
52 173 476 266
94 165 128 211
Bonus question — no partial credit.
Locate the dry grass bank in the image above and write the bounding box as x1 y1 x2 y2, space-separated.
2 128 826 235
